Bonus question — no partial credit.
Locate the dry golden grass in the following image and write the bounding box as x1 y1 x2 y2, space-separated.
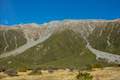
91 67 120 80
0 67 120 80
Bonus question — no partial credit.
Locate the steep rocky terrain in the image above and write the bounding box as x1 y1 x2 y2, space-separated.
0 19 120 69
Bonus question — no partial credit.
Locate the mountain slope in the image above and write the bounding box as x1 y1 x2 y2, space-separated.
88 22 120 55
0 29 97 69
0 19 120 69
0 29 27 54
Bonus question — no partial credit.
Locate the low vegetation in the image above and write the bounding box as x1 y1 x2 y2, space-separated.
17 66 28 72
4 68 18 76
29 68 42 75
0 65 7 72
76 72 93 80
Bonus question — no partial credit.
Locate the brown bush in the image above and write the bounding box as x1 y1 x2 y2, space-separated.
4 68 18 76
18 67 28 72
0 65 7 72
28 68 42 75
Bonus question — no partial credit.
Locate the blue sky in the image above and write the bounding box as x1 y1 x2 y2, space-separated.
0 0 120 25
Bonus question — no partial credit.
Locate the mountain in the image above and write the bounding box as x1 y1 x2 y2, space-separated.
0 19 120 69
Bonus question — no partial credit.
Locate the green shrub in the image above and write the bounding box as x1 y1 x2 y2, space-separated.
76 72 93 80
84 64 92 70
92 63 103 68
18 67 28 72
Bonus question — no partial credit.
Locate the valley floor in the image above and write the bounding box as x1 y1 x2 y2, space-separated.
0 67 120 80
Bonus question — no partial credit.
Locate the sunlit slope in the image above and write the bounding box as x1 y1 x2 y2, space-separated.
0 29 97 69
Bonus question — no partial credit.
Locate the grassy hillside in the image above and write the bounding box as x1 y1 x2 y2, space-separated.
0 29 27 54
0 29 98 69
88 22 120 55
